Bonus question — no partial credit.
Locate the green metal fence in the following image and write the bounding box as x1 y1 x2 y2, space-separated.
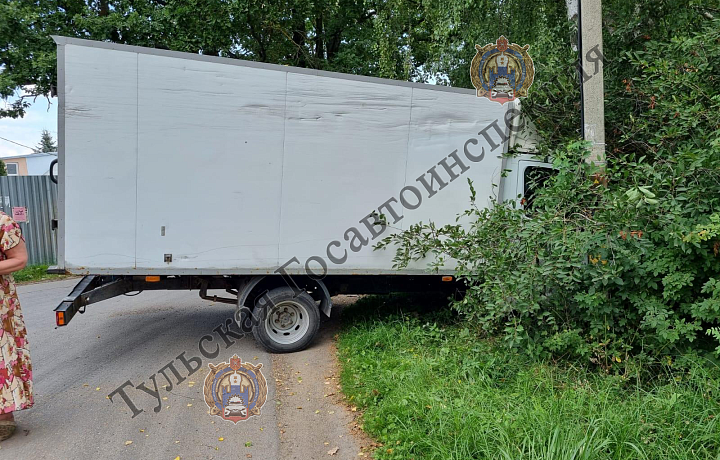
0 176 57 265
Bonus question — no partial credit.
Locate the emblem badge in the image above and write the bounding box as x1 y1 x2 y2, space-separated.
203 355 268 424
470 36 535 105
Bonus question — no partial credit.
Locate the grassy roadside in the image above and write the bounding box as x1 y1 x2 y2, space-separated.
338 295 720 460
13 264 68 284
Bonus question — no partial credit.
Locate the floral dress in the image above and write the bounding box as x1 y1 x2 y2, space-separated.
0 212 33 414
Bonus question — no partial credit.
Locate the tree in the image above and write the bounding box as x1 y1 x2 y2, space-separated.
0 0 571 119
33 129 56 153
0 160 7 176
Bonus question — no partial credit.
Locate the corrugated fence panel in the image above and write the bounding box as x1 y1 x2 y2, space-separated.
0 176 57 265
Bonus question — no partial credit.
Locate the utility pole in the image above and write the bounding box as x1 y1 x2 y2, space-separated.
578 0 606 166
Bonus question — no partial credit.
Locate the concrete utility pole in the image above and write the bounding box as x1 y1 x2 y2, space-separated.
578 0 606 165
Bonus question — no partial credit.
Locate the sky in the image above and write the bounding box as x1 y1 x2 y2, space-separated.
0 97 58 158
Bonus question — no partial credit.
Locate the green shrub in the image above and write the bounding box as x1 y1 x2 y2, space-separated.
378 19 720 368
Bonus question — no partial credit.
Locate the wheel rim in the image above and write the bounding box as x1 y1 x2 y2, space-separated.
264 300 310 345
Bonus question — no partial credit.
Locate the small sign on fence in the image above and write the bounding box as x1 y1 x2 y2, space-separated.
12 206 27 223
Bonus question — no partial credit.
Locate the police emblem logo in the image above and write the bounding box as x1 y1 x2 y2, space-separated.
470 36 535 105
203 355 268 424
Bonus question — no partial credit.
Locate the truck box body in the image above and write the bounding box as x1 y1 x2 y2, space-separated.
54 37 520 276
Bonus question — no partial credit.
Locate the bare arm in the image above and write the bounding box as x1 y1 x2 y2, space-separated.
0 239 28 275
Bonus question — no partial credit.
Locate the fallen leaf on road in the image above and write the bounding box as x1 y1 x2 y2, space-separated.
96 387 100 391
174 457 180 460
139 429 144 433
297 407 302 409
187 404 193 407
219 437 224 441
125 441 133 446
315 410 320 414
328 411 335 414
351 407 357 412
324 442 329 445
245 441 252 447
162 397 168 400
328 447 339 455
83 384 89 387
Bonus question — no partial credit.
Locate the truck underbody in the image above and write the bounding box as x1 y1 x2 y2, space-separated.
54 274 461 352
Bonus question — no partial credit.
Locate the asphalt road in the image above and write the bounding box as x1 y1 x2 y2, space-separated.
1 279 282 459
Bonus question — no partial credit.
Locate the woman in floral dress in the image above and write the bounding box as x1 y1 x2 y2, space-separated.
0 211 31 441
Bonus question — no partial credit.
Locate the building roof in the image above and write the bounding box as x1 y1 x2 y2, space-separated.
1 151 57 160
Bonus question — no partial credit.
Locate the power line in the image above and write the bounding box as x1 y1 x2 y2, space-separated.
0 136 34 151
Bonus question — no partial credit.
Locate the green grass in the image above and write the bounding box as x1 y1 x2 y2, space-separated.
338 295 720 460
13 264 66 283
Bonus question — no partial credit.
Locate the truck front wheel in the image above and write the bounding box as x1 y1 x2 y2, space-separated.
252 287 320 353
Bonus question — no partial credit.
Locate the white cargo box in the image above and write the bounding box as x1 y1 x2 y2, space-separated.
53 37 519 276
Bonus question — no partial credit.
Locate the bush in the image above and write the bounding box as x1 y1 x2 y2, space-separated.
378 18 720 368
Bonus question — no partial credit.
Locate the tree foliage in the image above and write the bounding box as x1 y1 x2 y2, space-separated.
0 0 601 118
33 129 57 153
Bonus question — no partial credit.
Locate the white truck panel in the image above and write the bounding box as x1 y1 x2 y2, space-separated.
64 45 138 269
280 73 412 269
135 53 287 270
55 37 513 275
404 88 505 229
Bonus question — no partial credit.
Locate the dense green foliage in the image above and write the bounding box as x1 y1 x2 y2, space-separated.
380 5 720 367
339 296 720 460
0 0 597 118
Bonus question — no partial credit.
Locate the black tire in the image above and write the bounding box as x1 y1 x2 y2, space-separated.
252 287 320 353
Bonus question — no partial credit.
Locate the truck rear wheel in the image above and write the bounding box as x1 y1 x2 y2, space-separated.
252 287 320 353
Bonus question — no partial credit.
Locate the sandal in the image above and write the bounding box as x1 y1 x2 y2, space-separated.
0 420 16 441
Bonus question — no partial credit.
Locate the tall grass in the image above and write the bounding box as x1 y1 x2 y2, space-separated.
338 295 720 460
13 264 64 283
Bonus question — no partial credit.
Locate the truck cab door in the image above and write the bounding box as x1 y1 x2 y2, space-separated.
516 160 556 210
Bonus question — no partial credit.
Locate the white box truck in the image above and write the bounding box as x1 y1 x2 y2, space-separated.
50 36 550 352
